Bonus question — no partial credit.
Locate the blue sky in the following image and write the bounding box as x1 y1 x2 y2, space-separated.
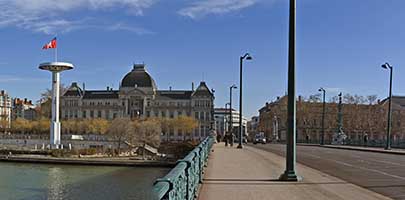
1 0 405 118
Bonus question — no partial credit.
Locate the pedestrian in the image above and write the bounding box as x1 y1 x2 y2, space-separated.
363 134 368 147
224 133 229 147
230 133 234 147
216 134 221 143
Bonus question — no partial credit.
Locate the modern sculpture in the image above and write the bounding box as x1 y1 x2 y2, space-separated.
39 62 74 148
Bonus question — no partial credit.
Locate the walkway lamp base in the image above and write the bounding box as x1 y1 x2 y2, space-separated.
237 144 242 149
279 170 302 181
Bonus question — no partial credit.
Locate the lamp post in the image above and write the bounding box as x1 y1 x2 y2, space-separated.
382 62 393 150
225 102 230 135
318 87 326 145
229 85 237 137
279 0 300 181
237 53 252 149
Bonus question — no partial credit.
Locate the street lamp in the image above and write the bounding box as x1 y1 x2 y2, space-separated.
237 53 252 149
279 0 300 181
382 62 393 150
229 85 237 138
318 87 326 145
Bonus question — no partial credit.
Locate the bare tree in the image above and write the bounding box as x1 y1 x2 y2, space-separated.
367 95 378 105
308 94 322 103
107 117 133 155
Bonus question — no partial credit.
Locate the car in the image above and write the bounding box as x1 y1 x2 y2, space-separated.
253 133 266 144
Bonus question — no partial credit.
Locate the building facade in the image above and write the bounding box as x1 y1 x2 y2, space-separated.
0 90 12 129
214 108 247 138
247 116 259 140
61 64 215 141
258 95 405 145
12 98 36 120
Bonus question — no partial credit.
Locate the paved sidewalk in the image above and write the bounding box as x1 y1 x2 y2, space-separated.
198 144 392 200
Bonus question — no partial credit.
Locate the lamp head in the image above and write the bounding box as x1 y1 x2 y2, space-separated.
382 62 391 70
246 55 253 60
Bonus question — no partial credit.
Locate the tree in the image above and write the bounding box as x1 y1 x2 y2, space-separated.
367 95 378 105
132 118 162 159
107 117 133 155
0 119 9 133
173 116 198 140
308 94 321 103
159 118 175 141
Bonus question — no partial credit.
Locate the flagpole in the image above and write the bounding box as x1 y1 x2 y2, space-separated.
55 46 57 62
55 35 58 62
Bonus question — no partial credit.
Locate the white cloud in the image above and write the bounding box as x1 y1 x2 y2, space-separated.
106 22 155 35
178 0 257 19
0 0 157 34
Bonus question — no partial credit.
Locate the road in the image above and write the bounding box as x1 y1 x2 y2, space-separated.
249 144 405 200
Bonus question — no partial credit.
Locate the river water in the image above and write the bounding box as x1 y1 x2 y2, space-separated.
0 162 169 200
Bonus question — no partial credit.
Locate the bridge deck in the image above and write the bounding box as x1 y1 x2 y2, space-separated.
198 144 391 200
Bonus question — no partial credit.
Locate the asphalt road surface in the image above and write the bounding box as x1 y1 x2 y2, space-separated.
249 144 405 200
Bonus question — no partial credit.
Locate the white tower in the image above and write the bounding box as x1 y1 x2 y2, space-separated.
39 62 73 148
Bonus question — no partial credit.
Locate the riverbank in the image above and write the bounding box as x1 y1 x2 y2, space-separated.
0 155 175 167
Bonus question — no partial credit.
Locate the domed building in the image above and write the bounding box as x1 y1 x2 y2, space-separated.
61 64 215 141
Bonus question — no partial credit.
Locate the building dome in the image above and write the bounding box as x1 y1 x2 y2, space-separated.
121 64 156 88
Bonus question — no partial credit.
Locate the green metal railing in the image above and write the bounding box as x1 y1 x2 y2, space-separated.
153 136 215 200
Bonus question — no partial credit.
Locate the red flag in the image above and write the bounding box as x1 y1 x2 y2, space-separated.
42 37 57 49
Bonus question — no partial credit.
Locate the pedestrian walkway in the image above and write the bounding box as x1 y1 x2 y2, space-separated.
198 144 391 200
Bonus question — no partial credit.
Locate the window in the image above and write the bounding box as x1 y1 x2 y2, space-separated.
162 111 166 118
82 111 86 118
90 110 94 118
169 111 174 118
146 111 150 117
178 111 182 116
98 110 102 118
155 111 159 117
106 110 110 119
195 112 199 119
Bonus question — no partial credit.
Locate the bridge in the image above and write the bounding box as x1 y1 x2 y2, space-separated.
153 138 405 200
198 143 403 200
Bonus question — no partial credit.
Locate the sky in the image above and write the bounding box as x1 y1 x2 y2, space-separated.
1 0 405 119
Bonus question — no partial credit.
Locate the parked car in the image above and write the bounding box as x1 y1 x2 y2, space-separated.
253 133 266 144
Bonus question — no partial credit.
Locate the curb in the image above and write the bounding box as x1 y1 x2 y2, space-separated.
297 143 405 155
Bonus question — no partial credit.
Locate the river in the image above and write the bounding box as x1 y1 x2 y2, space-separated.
0 162 169 200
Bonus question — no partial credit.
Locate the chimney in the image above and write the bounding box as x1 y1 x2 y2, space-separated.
24 98 27 103
277 96 280 100
169 86 172 91
107 86 110 91
298 95 302 102
192 82 195 91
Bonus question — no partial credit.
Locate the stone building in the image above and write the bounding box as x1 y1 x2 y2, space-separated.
258 95 405 145
0 90 12 129
247 116 259 140
12 98 36 120
214 108 247 138
61 64 215 141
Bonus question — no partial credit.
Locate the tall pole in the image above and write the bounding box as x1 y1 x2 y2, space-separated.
229 86 233 135
279 0 300 181
386 66 393 150
320 89 326 145
51 71 61 147
237 57 244 149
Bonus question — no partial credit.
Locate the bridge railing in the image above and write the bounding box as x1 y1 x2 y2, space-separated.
153 136 215 200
